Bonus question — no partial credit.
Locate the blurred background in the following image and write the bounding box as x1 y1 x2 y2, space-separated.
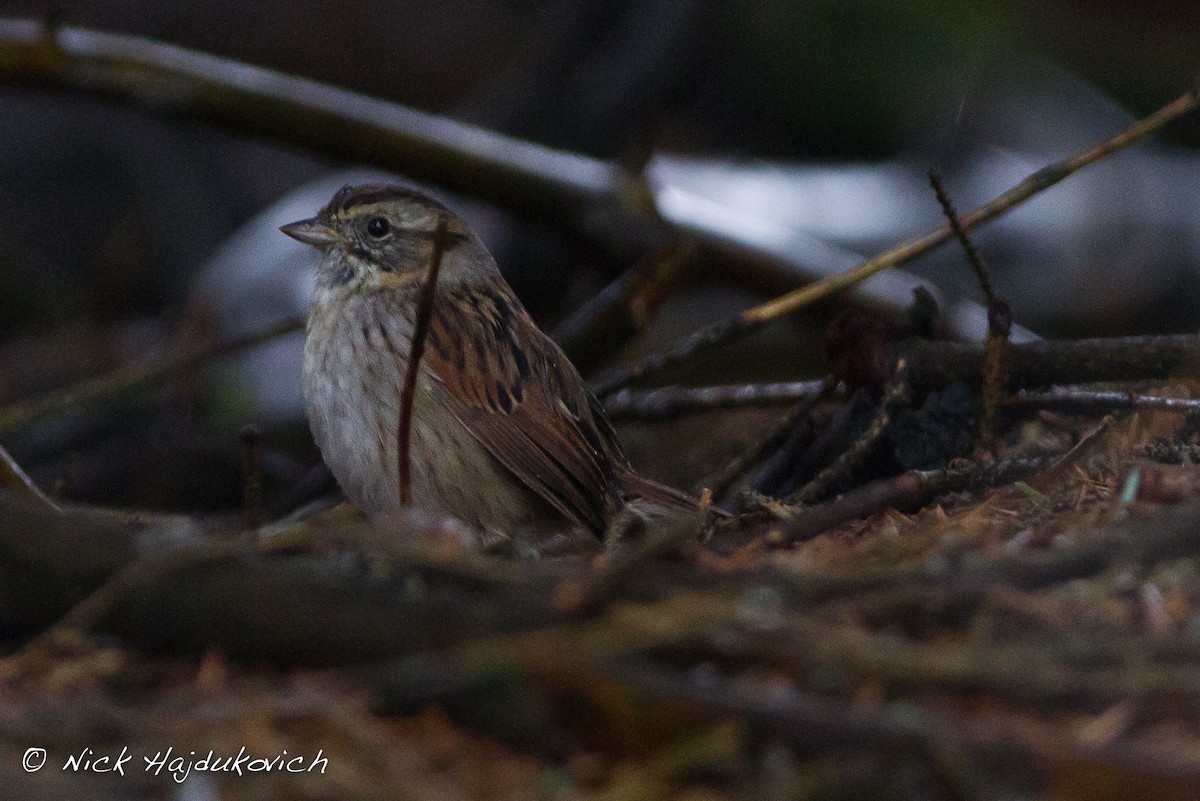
0 0 1197 513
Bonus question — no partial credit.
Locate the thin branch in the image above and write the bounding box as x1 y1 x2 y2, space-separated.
603 379 829 421
977 300 1013 451
930 171 1013 453
398 219 449 506
929 171 997 305
371 617 1200 779
1014 387 1200 415
24 539 249 650
778 490 1200 599
731 614 1200 713
906 333 1200 391
555 241 695 374
591 83 1200 396
698 379 834 498
1140 441 1200 463
788 361 910 505
0 315 303 438
775 456 1053 544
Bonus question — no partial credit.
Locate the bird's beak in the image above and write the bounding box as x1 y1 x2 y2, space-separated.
280 218 342 247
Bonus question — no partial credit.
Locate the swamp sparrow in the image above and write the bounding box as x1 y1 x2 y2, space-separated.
281 184 694 542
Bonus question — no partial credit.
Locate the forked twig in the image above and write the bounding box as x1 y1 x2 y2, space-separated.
905 333 1200 390
398 219 450 506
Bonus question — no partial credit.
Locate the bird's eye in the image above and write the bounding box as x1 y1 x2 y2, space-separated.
366 217 390 238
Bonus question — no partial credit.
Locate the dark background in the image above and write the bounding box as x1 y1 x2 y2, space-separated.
0 0 1197 511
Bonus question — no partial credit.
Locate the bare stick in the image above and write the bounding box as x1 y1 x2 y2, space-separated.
1015 387 1200 415
776 456 1054 544
929 171 1012 452
398 219 450 506
905 333 1200 390
698 379 834 498
1140 442 1200 463
592 84 1200 396
603 379 828 421
788 361 910 505
0 315 303 438
25 540 249 649
929 172 997 305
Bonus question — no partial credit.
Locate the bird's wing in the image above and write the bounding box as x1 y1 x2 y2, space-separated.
421 283 626 533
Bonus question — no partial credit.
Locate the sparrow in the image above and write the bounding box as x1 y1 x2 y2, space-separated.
281 184 696 543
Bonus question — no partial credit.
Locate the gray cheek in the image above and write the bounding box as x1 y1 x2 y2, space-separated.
317 250 357 288
368 234 428 269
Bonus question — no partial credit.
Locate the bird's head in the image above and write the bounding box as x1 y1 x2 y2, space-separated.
281 184 477 290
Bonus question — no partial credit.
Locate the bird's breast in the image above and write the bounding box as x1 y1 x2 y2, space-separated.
302 293 417 517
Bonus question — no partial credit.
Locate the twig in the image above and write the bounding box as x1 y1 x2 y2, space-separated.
270 517 549 590
2 490 563 659
0 315 303 438
905 333 1200 391
582 655 1200 782
1026 416 1112 494
698 379 834 498
929 171 1012 453
591 83 1200 396
398 219 450 506
373 617 1200 779
788 361 910 505
25 539 249 649
555 241 695 374
1015 387 1200 415
775 456 1053 543
603 379 829 422
977 301 1013 450
929 172 997 305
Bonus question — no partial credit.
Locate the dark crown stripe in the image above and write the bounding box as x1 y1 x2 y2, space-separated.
324 184 449 216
